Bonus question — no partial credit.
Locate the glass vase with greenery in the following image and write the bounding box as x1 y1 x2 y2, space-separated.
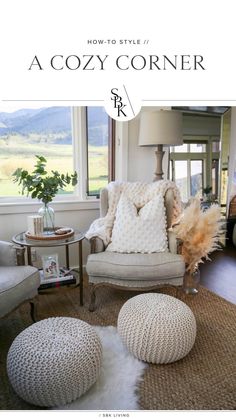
13 155 78 234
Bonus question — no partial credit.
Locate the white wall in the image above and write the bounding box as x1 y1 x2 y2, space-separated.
115 121 129 181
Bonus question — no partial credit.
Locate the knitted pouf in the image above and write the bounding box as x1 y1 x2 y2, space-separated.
117 293 196 364
7 317 102 407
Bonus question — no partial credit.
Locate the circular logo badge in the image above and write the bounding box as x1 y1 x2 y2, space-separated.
104 85 141 121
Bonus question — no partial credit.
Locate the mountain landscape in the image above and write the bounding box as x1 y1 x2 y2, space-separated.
0 106 109 196
0 107 108 146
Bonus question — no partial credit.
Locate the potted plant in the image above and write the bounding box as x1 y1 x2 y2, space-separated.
171 198 223 294
13 155 78 234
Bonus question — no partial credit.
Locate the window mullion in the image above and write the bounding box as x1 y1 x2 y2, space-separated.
72 107 87 200
187 159 191 198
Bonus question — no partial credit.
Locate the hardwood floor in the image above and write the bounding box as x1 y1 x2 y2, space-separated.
200 244 236 304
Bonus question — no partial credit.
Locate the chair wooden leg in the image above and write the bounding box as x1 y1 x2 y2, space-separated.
175 286 183 299
89 286 96 312
30 299 37 323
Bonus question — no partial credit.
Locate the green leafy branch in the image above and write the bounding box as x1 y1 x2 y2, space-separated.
13 155 78 204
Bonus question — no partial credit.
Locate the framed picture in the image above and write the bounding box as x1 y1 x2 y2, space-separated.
42 254 60 280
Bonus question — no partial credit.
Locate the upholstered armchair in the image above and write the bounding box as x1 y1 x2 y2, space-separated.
86 182 185 311
0 241 40 321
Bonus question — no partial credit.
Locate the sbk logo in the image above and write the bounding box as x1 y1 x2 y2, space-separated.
111 88 127 117
105 85 140 121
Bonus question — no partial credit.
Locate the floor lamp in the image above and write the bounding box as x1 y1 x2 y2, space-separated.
138 110 183 181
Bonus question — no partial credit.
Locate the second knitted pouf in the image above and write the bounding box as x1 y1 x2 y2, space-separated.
117 293 196 364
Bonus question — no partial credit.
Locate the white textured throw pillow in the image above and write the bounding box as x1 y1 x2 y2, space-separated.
106 194 167 253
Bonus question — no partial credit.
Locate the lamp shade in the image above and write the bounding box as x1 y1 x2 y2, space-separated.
138 110 183 146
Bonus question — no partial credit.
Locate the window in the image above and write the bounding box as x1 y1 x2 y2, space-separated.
0 107 73 197
170 141 219 202
174 160 188 202
190 144 206 153
86 107 109 197
212 159 219 196
170 144 188 153
190 160 203 196
0 106 114 201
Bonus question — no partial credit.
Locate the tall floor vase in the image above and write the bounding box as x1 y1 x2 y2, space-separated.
38 203 55 235
183 269 200 295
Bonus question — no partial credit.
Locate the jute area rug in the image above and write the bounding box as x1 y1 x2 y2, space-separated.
0 284 236 410
54 326 146 410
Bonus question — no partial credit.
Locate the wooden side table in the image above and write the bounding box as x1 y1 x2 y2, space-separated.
12 231 85 305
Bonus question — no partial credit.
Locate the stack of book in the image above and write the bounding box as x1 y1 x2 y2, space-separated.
39 268 76 290
27 215 44 236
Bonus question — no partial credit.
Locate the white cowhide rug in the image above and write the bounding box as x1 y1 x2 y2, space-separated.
55 326 146 410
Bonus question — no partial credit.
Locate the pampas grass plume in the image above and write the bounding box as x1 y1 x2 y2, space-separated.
171 198 223 274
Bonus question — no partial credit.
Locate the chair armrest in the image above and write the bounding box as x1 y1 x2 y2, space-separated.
15 246 26 266
89 237 105 254
168 231 183 255
168 231 177 254
0 241 26 266
0 241 18 266
176 238 183 255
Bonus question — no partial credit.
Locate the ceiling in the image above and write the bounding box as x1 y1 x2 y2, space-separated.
172 106 230 116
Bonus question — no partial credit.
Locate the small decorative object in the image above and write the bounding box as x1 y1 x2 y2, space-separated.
42 254 60 280
12 155 78 234
171 197 223 294
27 215 44 236
55 227 72 235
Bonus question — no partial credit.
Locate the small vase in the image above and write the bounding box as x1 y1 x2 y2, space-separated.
183 269 200 295
38 203 55 235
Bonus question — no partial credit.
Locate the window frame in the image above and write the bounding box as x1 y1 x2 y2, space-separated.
0 106 114 206
169 138 220 201
85 108 115 198
190 159 204 197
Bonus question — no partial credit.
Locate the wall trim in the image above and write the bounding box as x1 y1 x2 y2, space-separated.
0 199 99 215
